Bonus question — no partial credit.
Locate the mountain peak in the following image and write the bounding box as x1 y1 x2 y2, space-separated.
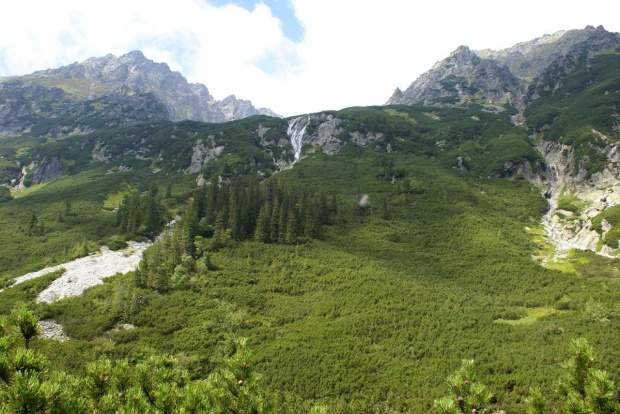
389 43 521 108
125 50 146 59
451 45 473 56
18 51 279 123
387 26 620 111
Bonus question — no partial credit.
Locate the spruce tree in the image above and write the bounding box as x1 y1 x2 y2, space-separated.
205 180 219 226
255 204 271 243
270 199 280 242
27 212 38 236
228 189 242 241
285 204 298 245
181 204 199 257
304 199 320 239
381 197 390 220
278 200 288 244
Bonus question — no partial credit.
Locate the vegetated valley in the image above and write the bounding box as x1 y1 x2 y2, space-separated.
0 27 620 413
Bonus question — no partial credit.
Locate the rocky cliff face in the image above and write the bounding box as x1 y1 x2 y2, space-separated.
388 26 620 112
0 78 170 136
188 137 225 174
536 138 620 257
259 114 345 165
387 46 524 110
0 50 278 135
256 113 390 169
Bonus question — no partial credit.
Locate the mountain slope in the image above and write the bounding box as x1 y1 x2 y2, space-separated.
387 46 524 110
0 50 278 135
388 26 620 113
477 25 610 84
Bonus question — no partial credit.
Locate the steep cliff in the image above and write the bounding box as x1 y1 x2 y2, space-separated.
388 26 620 114
387 46 524 110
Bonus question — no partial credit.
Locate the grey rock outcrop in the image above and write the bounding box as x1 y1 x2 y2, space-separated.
31 157 61 184
286 114 344 159
387 46 524 110
537 138 620 256
0 79 168 136
349 131 384 147
188 138 225 173
489 157 546 187
525 27 620 104
38 320 71 342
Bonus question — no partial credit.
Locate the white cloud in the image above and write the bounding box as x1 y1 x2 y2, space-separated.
1 0 619 117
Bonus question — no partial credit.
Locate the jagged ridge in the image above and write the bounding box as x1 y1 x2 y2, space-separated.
0 50 279 134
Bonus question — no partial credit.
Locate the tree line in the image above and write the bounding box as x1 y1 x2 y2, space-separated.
134 176 339 292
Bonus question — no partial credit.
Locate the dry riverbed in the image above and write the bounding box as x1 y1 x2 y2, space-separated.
8 241 151 303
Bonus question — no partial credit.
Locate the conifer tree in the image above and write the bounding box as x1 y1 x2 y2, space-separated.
212 211 225 250
278 200 288 244
304 199 320 239
381 197 390 220
555 338 619 414
228 189 242 241
205 180 219 226
144 194 161 235
433 359 492 414
193 186 207 220
330 194 339 223
270 199 280 242
27 212 38 236
319 193 329 225
255 203 271 243
10 305 39 350
285 204 299 245
117 195 130 233
181 204 199 257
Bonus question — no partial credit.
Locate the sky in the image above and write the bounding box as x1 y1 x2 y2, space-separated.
1 0 619 117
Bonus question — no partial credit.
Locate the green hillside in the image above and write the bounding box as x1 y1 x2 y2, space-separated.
0 99 618 413
526 49 620 176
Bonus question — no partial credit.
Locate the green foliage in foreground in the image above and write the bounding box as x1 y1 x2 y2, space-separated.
1 308 618 413
0 308 272 413
433 338 619 414
433 359 493 413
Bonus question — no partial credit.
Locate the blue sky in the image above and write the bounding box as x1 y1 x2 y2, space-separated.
209 0 304 43
1 0 620 116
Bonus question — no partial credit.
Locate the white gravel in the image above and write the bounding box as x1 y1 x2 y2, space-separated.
38 319 71 341
9 241 151 303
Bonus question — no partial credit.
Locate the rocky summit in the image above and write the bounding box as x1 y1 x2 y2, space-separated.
0 50 278 135
388 25 620 112
387 45 524 110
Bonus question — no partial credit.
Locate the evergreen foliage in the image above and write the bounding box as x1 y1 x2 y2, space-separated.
434 360 493 414
116 183 167 239
0 307 272 413
1 96 620 412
